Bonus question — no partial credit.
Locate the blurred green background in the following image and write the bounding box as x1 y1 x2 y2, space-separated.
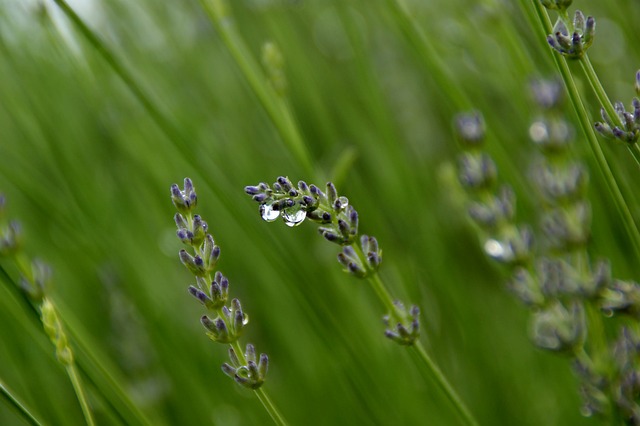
1 0 640 424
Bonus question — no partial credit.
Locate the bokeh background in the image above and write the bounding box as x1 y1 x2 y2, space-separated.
1 0 640 424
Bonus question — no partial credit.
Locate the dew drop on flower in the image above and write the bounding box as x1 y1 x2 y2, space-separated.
483 238 514 263
529 121 549 143
602 308 614 318
282 207 306 227
580 405 593 418
260 203 280 222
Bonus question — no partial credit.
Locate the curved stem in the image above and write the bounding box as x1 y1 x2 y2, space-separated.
529 1 640 260
579 56 623 129
66 363 96 426
198 0 314 176
0 378 43 426
351 245 478 425
254 388 288 426
412 342 479 426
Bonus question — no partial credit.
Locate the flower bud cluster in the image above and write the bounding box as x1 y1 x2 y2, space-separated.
246 176 422 347
222 344 269 390
245 177 382 277
454 111 534 267
171 178 268 388
595 72 640 144
547 11 595 59
383 302 420 346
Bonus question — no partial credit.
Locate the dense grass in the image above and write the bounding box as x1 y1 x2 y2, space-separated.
1 0 640 424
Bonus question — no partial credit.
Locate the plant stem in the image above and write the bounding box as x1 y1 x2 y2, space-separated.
579 56 623 129
0 378 43 426
412 341 479 426
50 0 185 147
230 341 289 426
66 363 96 426
528 0 640 260
351 244 478 426
198 0 314 176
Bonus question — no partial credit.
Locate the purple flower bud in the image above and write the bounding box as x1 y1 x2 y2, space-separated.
245 186 261 195
221 363 236 378
253 193 268 203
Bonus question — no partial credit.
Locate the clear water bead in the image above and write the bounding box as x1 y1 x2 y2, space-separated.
483 239 514 263
260 203 280 222
282 207 307 227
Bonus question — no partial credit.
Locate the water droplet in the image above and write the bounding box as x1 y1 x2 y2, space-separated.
529 121 549 143
483 239 514 262
282 207 307 227
580 405 593 418
260 204 280 222
338 196 349 208
602 308 614 318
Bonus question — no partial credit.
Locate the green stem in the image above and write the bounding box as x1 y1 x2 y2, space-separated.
350 245 478 426
50 0 185 147
254 388 288 426
66 363 96 426
198 0 314 176
529 1 640 260
412 342 479 426
230 341 289 426
579 56 623 129
0 378 43 426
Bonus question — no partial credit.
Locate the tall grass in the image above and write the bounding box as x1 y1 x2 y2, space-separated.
1 0 639 424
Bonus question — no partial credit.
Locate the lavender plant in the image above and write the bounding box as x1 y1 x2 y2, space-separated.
170 178 287 425
0 195 95 426
513 1 640 268
245 177 478 425
455 80 640 423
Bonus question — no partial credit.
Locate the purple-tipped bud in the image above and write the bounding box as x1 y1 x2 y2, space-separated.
277 176 292 191
338 219 350 237
228 347 240 366
174 213 188 229
348 262 367 278
288 189 298 197
245 186 261 195
326 182 338 204
253 193 268 203
179 249 205 276
309 184 321 196
188 286 210 306
337 252 350 268
298 181 309 192
245 343 256 362
302 195 314 206
247 360 260 379
221 363 237 378
454 111 485 145
584 16 595 47
320 230 341 243
342 245 356 258
635 71 640 96
258 353 269 378
201 315 216 332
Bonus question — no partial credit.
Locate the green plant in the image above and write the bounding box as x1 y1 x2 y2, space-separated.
171 178 287 425
245 177 478 426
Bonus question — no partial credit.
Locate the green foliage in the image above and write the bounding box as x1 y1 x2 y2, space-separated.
1 0 640 424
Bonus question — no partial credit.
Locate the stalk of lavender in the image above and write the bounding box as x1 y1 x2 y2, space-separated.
525 0 640 261
0 195 95 426
245 177 478 426
455 80 640 422
170 179 288 426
